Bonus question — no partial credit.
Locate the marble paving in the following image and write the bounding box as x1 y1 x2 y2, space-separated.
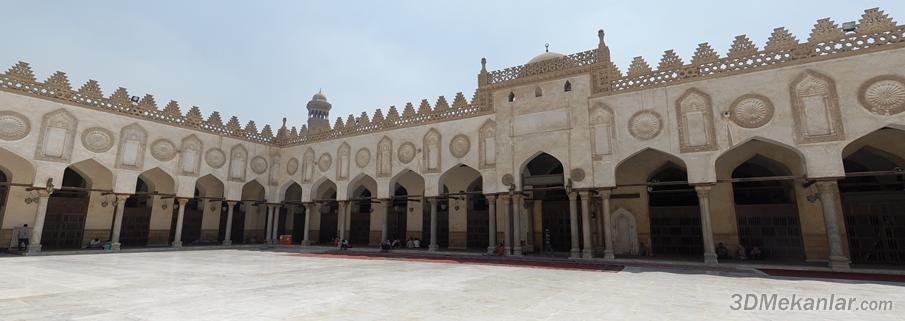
0 250 902 320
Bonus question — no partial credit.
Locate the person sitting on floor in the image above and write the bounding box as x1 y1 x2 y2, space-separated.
736 244 747 260
88 238 102 249
716 242 730 259
413 238 421 248
495 242 505 256
749 246 762 260
380 240 391 253
406 238 414 248
340 239 350 250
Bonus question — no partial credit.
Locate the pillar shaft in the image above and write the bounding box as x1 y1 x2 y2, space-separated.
223 201 236 246
815 180 851 270
579 191 593 258
380 199 391 242
567 191 580 258
511 192 522 255
271 205 281 242
110 195 129 251
172 198 189 248
337 201 347 244
599 189 615 260
695 185 718 264
27 192 51 254
501 194 512 255
429 197 439 251
486 194 497 254
302 203 313 245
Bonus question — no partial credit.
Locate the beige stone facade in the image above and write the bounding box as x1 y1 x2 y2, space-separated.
1 8 904 269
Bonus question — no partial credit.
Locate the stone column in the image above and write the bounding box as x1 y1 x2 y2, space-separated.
301 203 313 245
110 194 130 251
337 201 347 245
579 191 593 258
27 191 51 254
172 198 189 248
599 189 615 260
271 205 281 243
567 191 580 258
694 185 718 264
428 197 439 252
500 194 512 255
264 205 273 244
223 201 237 246
486 194 497 254
380 199 391 242
815 180 851 270
511 192 522 256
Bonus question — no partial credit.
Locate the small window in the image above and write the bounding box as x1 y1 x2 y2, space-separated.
508 92 515 102
564 81 572 92
534 86 543 97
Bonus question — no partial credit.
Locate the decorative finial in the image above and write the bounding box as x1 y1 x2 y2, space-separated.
282 117 287 126
480 57 487 72
545 43 550 52
598 29 605 44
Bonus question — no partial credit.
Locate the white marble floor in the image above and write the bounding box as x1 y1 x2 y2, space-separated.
0 250 902 321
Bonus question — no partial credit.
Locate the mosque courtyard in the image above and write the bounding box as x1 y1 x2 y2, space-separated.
0 249 901 320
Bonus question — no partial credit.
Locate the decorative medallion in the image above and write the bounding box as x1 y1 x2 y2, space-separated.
0 111 30 141
449 134 471 158
287 157 299 175
80 127 115 152
205 148 226 168
397 142 416 164
251 156 268 174
570 168 586 182
355 147 371 168
501 174 514 187
730 94 774 128
318 153 332 172
150 139 177 161
628 110 662 141
859 75 905 116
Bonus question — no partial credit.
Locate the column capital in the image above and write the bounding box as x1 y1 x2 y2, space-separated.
114 194 131 202
499 193 511 201
694 184 713 196
427 197 438 205
578 190 591 198
567 191 578 200
597 188 613 198
226 200 238 207
379 198 392 206
484 193 497 201
176 198 190 205
814 179 839 193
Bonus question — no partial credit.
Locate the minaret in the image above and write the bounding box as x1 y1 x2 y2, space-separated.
306 90 331 133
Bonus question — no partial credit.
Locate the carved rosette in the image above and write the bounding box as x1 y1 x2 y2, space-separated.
859 75 905 116
0 111 30 141
628 110 663 140
730 94 774 128
205 148 226 168
287 157 299 175
150 139 177 161
501 174 514 187
251 156 268 174
355 148 371 168
570 168 586 182
398 142 416 164
80 127 115 152
317 153 332 172
449 134 470 158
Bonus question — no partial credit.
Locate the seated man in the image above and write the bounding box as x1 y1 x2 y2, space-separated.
716 242 730 259
88 238 102 249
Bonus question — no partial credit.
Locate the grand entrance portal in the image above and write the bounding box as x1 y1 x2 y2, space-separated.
522 153 571 253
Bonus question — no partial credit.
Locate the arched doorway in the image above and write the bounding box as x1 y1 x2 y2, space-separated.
120 177 152 247
0 170 8 229
170 188 203 245
347 175 377 246
647 164 702 258
282 183 304 244
314 180 338 244
840 128 905 265
238 180 266 244
423 185 450 249
43 167 90 249
731 156 804 261
522 153 571 253
466 177 489 250
437 164 484 250
389 185 409 243
390 170 425 245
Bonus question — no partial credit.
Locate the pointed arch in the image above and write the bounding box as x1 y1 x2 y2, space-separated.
179 134 203 176
139 167 175 194
438 164 482 194
228 144 248 182
842 126 905 163
564 80 572 92
310 177 337 200
195 174 224 198
615 148 686 185
0 146 35 184
282 181 303 202
789 69 844 143
534 86 543 97
589 103 615 158
337 142 351 181
611 207 639 255
714 137 806 179
479 119 496 168
508 91 515 102
302 147 316 182
389 169 425 196
346 173 377 199
68 158 114 190
115 123 147 170
377 136 393 177
36 108 78 162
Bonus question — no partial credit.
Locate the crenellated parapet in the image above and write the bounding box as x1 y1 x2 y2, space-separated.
481 8 905 96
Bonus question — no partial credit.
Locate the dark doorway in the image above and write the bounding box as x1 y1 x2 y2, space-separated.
389 185 409 243
423 186 449 248
523 152 572 253
732 156 804 261
466 179 489 250
840 146 905 265
648 164 703 257
120 178 152 247
42 168 89 249
349 189 372 246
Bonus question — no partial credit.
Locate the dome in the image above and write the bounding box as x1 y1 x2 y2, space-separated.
527 51 565 64
312 90 327 102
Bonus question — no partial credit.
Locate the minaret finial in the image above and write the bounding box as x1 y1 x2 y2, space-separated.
282 117 287 126
545 43 550 52
480 57 487 72
598 29 605 45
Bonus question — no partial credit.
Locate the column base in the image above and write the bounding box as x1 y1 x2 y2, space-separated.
301 240 311 246
26 243 42 255
603 250 615 260
582 249 594 259
704 252 718 265
222 240 232 246
428 244 439 252
504 246 511 255
570 248 581 259
487 246 495 255
172 241 182 248
111 242 121 251
512 247 522 256
828 256 851 270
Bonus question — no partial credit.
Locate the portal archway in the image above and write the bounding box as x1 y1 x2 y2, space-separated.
840 128 905 265
347 174 377 246
390 170 424 244
521 152 571 253
43 159 112 249
313 179 338 243
438 164 484 250
236 180 266 243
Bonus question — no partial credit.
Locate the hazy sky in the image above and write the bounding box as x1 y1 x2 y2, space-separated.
3 1 902 131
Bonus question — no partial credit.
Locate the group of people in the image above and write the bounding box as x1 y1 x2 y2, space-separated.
332 237 350 250
378 238 425 252
716 242 764 260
